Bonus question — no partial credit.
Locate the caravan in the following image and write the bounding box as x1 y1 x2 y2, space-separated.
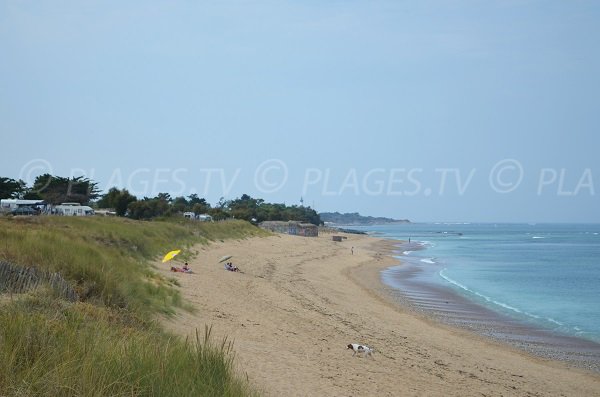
53 203 95 216
0 199 46 214
182 212 213 222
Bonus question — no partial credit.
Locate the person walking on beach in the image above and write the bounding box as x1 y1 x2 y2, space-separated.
351 246 354 255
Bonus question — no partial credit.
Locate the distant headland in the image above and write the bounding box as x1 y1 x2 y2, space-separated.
319 211 410 226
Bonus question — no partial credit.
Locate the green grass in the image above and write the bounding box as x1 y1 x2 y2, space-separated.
0 216 267 396
0 217 268 315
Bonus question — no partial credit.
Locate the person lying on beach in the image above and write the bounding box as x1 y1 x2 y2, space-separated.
171 264 192 273
224 262 240 272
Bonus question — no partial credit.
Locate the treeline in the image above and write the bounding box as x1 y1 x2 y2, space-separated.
1 175 321 225
0 174 99 204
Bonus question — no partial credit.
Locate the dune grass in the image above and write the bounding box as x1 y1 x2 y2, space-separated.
0 216 267 396
0 216 267 315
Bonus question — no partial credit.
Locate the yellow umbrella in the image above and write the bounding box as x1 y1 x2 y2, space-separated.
162 249 181 263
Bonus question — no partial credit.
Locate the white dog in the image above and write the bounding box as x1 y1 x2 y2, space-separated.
347 343 375 358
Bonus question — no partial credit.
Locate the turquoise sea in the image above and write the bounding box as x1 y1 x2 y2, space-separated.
352 223 600 345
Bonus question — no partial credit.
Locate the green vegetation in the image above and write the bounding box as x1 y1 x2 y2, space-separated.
0 177 26 199
0 216 267 396
1 174 321 225
119 193 321 224
29 174 100 203
225 194 321 225
96 187 137 216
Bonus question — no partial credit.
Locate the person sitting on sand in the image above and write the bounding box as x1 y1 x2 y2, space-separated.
224 262 240 272
182 262 192 273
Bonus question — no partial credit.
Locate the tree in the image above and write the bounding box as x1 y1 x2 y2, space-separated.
208 207 230 221
127 197 169 220
227 194 265 221
32 174 100 205
96 187 121 209
97 187 137 216
156 192 172 203
188 194 210 214
192 201 211 215
0 177 26 199
254 202 321 225
187 194 203 205
127 192 176 220
171 196 189 213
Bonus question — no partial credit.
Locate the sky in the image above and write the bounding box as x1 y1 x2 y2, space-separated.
1 1 599 223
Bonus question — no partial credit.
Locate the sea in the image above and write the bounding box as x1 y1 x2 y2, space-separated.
350 223 600 370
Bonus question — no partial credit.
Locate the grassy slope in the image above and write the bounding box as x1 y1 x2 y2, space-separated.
0 216 269 396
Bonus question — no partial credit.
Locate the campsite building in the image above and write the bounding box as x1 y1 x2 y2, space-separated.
259 221 318 237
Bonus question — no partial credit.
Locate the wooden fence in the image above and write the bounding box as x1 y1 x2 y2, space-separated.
0 261 79 302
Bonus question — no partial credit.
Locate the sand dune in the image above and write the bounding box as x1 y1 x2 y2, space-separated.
160 233 600 396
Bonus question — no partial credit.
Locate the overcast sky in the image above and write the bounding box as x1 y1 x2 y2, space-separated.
1 1 599 222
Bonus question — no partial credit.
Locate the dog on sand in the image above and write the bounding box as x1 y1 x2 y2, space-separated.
347 343 374 358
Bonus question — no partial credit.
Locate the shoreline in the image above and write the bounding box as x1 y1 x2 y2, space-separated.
363 238 600 373
162 232 600 396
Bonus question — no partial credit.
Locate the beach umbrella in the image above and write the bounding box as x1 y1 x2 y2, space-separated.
218 255 233 263
162 249 181 263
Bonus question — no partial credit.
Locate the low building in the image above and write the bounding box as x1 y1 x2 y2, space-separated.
297 223 318 237
259 221 318 237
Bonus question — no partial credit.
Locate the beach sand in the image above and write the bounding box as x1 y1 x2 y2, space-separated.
160 232 600 396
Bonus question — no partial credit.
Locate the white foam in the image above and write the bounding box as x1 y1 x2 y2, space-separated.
546 317 564 326
420 258 436 264
532 236 545 239
439 270 535 319
402 251 412 255
438 270 580 333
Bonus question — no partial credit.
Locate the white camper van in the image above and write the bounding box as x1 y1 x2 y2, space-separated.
54 203 95 216
0 199 46 213
197 214 213 222
182 212 213 222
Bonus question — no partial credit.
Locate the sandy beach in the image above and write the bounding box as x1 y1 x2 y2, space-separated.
160 232 600 396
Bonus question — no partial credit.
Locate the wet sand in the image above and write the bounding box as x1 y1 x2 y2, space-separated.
382 242 600 372
160 232 600 396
